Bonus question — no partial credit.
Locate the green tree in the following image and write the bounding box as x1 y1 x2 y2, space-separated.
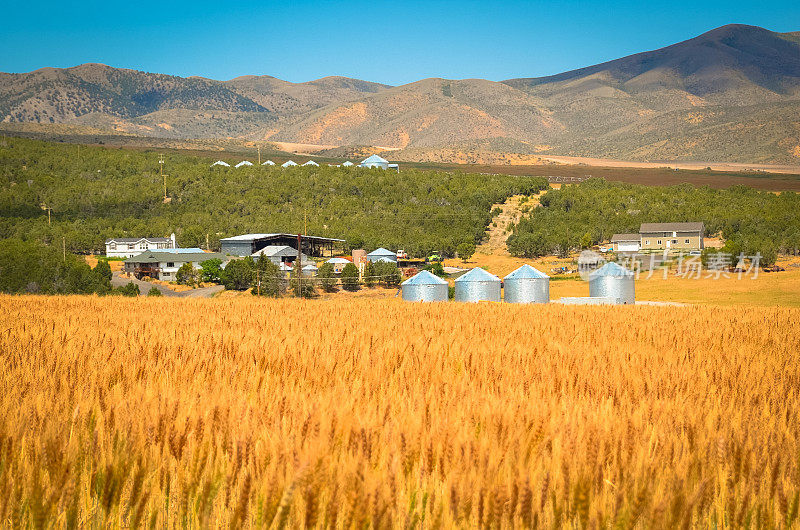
252 255 284 297
424 261 446 278
363 261 376 287
200 258 223 283
176 263 198 286
457 242 476 262
221 258 253 291
579 232 593 249
373 261 402 287
92 260 113 294
290 262 315 298
340 263 360 291
317 263 338 292
147 286 163 297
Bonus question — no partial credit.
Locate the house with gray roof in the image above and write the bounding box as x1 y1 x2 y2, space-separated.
639 222 704 251
251 245 311 267
610 233 641 252
105 233 176 258
123 250 226 281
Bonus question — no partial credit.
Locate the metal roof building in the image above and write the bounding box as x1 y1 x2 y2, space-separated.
220 233 345 257
342 161 354 167
262 160 275 166
402 270 448 302
454 268 501 303
210 160 230 167
588 262 635 304
366 248 397 263
503 264 549 304
123 250 225 281
282 160 298 168
251 245 311 266
302 160 319 166
235 161 253 168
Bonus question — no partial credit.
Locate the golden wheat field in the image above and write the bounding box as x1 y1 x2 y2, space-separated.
1 296 799 529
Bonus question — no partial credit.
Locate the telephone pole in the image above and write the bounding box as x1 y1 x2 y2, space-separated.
297 233 302 297
257 145 261 166
62 237 66 261
159 154 169 202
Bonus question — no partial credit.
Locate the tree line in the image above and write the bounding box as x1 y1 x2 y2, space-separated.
507 178 800 265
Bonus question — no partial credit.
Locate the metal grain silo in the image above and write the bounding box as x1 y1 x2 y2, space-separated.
454 268 501 303
401 270 449 302
504 264 550 303
588 262 635 304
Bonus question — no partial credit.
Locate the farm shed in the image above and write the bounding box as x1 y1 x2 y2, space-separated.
302 160 319 166
220 233 345 257
454 268 501 303
262 160 275 166
503 264 549 304
366 248 397 263
251 245 311 266
326 257 351 273
210 160 230 167
402 270 448 302
342 161 354 167
235 161 253 168
588 262 635 304
282 160 298 167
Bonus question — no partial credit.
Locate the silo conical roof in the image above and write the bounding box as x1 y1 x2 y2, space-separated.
402 270 448 286
589 262 634 279
455 268 501 283
504 264 549 280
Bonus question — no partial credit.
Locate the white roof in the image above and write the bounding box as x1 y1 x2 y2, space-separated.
251 245 294 257
235 161 254 168
262 160 275 165
220 233 280 242
282 160 298 167
302 264 318 270
361 154 389 165
210 160 230 167
342 161 354 166
302 160 319 166
326 257 351 264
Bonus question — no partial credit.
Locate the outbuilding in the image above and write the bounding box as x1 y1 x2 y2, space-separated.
282 160 298 168
610 233 641 252
588 262 635 304
210 160 231 167
366 248 397 263
262 160 276 166
302 160 319 166
235 161 253 168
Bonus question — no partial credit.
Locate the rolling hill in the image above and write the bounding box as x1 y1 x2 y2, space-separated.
1 24 799 163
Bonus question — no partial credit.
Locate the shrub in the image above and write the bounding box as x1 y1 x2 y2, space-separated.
340 263 360 291
456 242 476 262
221 258 253 291
317 263 338 292
147 287 163 297
176 263 198 286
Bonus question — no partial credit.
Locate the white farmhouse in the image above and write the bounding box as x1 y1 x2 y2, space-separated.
105 233 177 258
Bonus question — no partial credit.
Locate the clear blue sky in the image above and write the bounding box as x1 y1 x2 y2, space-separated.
2 0 799 85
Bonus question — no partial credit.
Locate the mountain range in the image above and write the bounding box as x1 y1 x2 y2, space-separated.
1 24 799 164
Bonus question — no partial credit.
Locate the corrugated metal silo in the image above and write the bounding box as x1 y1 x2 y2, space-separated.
401 270 449 302
588 262 635 304
454 268 501 302
503 264 550 303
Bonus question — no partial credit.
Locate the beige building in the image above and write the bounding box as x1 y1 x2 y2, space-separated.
610 233 641 252
639 222 704 251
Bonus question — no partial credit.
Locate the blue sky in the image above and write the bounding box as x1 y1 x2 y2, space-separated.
2 0 798 85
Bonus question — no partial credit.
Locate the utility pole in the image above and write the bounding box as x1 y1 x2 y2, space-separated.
206 233 210 251
257 145 261 166
297 233 302 297
304 211 307 235
62 237 66 262
159 154 169 202
256 268 261 296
